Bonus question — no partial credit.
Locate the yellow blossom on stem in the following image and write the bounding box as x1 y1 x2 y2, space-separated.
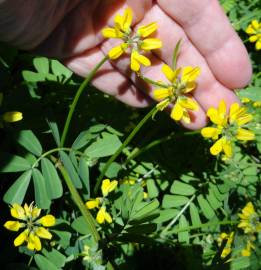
241 240 255 257
4 203 55 251
217 232 234 259
153 64 200 123
245 20 261 50
238 202 261 234
85 179 118 224
201 100 255 159
102 7 162 72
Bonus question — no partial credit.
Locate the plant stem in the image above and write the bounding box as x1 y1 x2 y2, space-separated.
164 220 239 236
60 56 108 147
94 106 157 195
51 156 100 242
160 195 196 237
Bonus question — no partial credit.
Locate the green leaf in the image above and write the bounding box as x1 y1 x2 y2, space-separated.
0 153 31 172
41 158 63 199
52 230 71 249
197 195 215 220
131 199 159 220
71 216 90 235
99 162 121 178
22 71 45 82
79 157 90 194
32 168 50 209
33 57 49 74
34 254 59 270
162 195 189 208
60 151 82 189
147 179 159 198
230 256 250 270
178 215 189 244
85 133 122 158
3 170 32 204
170 181 196 196
189 202 201 227
237 87 261 102
206 189 222 210
125 223 157 234
47 120 60 146
154 209 179 223
16 130 42 156
42 249 66 268
51 60 72 78
72 131 93 150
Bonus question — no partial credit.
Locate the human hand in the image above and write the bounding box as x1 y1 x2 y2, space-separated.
0 0 252 129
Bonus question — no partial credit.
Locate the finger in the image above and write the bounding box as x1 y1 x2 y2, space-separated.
65 47 151 107
135 5 240 111
157 0 252 88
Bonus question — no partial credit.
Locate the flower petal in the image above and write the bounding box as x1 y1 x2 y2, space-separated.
171 102 183 121
137 22 158 38
201 127 221 139
181 66 200 83
38 215 56 227
101 179 118 197
223 138 233 158
179 97 199 111
102 27 123 38
3 111 23 122
86 198 100 209
130 50 151 72
236 128 255 141
140 38 162 51
153 88 171 100
11 204 26 220
108 43 127 59
35 227 52 239
96 207 106 224
27 233 42 251
162 64 181 82
4 221 23 231
210 138 224 156
14 229 28 247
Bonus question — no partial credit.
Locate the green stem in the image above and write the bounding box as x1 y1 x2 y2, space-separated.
27 254 34 267
164 220 239 236
60 56 108 147
139 75 168 88
51 156 100 242
94 106 157 195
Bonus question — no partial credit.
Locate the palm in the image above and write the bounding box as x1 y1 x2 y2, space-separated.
1 0 251 129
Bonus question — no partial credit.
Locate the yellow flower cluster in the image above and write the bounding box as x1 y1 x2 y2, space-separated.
241 97 261 108
86 179 118 224
245 20 261 50
238 202 261 257
4 203 56 251
153 65 200 123
121 178 148 199
201 100 255 159
0 92 23 125
102 7 162 72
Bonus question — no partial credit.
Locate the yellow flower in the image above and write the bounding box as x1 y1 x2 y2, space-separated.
241 240 255 257
101 179 118 197
153 64 200 123
238 202 261 234
201 100 255 159
217 232 234 259
0 92 23 124
102 7 162 72
245 20 261 50
96 207 112 224
4 203 55 251
85 179 117 224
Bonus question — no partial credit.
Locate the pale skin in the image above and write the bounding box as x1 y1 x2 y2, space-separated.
0 0 252 129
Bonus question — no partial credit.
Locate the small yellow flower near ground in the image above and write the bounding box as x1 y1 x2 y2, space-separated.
201 100 255 159
238 202 261 234
85 179 118 224
102 7 162 72
0 93 23 124
153 64 200 123
245 20 261 50
4 202 55 251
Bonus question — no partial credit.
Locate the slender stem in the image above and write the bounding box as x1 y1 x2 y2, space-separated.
139 75 168 88
161 195 196 237
94 106 157 195
60 56 108 147
51 156 100 242
27 254 34 267
165 220 239 236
